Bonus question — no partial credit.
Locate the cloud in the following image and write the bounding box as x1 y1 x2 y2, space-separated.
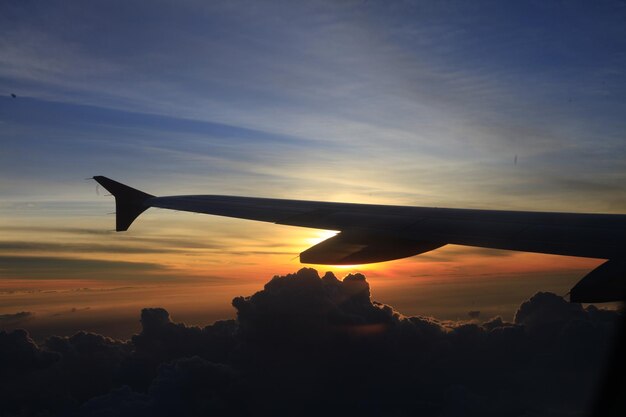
467 310 480 319
0 225 285 258
514 291 586 330
79 357 240 417
51 307 91 317
0 328 59 374
0 255 168 280
0 241 180 255
0 311 33 324
0 268 621 416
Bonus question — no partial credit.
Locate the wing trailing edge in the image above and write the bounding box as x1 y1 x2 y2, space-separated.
300 231 445 265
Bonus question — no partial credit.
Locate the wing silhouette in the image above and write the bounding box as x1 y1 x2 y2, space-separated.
93 176 626 303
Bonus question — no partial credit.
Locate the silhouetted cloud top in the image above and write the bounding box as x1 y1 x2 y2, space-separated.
0 329 58 374
0 269 621 416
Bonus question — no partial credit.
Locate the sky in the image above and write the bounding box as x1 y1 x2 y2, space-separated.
1 0 626 339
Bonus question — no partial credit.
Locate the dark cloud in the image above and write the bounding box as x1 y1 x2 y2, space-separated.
0 237 292 277
467 310 481 319
119 308 237 392
0 226 115 235
0 311 33 324
0 255 168 280
1 268 622 416
0 241 180 254
0 226 272 250
0 329 59 374
0 330 65 416
79 357 241 417
51 307 91 317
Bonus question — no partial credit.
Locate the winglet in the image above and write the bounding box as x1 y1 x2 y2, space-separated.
93 176 154 231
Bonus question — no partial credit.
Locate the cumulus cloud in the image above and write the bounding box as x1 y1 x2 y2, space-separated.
0 328 58 374
0 268 622 416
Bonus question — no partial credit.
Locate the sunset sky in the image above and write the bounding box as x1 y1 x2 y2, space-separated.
1 1 625 340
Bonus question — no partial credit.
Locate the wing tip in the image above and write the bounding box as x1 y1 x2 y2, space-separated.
93 176 154 231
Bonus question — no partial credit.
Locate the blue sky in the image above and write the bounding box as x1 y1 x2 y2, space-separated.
1 0 625 210
0 1 625 327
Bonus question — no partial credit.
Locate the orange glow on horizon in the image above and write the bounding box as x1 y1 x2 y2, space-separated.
0 211 612 339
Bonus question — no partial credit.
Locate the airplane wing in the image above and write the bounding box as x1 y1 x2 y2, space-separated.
93 176 626 303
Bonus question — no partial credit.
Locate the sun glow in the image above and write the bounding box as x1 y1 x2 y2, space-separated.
302 229 339 246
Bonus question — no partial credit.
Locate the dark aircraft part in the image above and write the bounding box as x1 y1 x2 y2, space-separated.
92 176 626 268
300 231 445 265
570 259 626 303
95 176 626 260
93 176 154 231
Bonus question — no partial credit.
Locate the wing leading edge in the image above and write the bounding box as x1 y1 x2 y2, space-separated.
93 176 626 302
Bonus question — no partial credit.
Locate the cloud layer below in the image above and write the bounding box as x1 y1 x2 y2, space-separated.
1 268 621 416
